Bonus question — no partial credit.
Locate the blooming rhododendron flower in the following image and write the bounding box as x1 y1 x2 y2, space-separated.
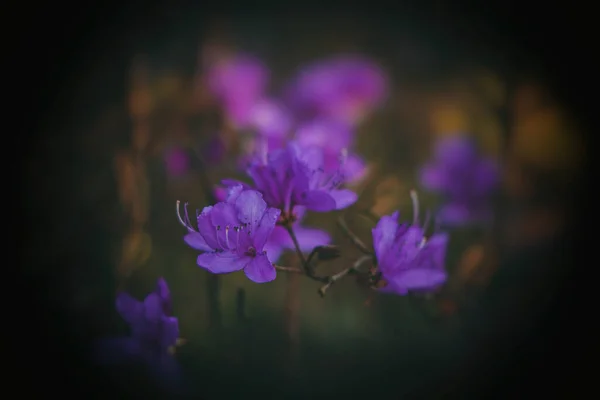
214 187 330 263
223 142 358 216
179 187 280 283
372 192 448 295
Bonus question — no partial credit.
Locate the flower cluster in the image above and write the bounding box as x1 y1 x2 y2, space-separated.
100 52 501 382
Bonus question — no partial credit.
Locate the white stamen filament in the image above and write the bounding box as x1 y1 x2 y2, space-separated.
410 190 419 226
235 227 240 249
176 201 194 231
225 225 230 248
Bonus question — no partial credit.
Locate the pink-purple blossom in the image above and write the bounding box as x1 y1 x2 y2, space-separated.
179 187 281 283
372 192 448 295
223 142 358 214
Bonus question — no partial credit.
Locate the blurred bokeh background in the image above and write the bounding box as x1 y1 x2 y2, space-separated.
23 7 591 399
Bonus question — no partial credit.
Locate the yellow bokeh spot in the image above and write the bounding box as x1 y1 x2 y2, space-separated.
512 108 583 170
429 103 470 136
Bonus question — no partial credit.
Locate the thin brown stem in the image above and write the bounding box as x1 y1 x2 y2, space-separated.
337 215 373 255
275 265 304 274
318 255 373 297
285 225 309 270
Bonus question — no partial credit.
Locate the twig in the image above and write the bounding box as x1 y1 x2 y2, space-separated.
337 215 373 255
275 265 304 274
284 225 309 271
318 255 373 297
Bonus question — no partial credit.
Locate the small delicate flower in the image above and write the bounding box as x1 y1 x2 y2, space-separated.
223 142 358 215
94 278 183 388
372 191 448 295
285 55 388 125
178 187 281 283
419 135 499 226
205 53 269 128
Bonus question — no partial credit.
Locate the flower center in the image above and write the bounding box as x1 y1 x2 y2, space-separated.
245 246 257 257
277 210 297 227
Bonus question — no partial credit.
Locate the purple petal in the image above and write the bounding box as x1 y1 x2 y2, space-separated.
389 268 447 291
143 293 163 322
197 251 250 274
206 54 269 127
155 277 172 314
300 190 337 211
210 202 241 229
424 233 449 269
196 206 220 249
252 207 281 250
295 119 353 152
419 164 447 191
224 184 245 203
263 237 285 264
235 190 267 228
249 99 292 137
328 189 358 209
283 224 331 252
221 179 253 191
244 254 276 283
160 316 179 350
372 211 400 262
342 154 367 183
248 165 282 206
183 232 212 252
435 136 477 165
116 292 143 324
437 203 472 226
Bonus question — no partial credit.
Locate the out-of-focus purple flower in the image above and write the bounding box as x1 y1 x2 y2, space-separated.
206 54 269 128
295 119 367 183
223 142 358 215
179 187 281 283
285 55 388 125
94 278 182 387
419 136 499 226
247 98 292 138
372 192 448 295
164 146 191 177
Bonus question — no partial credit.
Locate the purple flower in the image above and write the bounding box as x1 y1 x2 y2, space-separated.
213 186 330 263
206 53 269 128
94 278 181 384
295 119 367 183
223 142 358 215
285 55 388 125
419 136 499 226
372 192 448 295
178 187 281 283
